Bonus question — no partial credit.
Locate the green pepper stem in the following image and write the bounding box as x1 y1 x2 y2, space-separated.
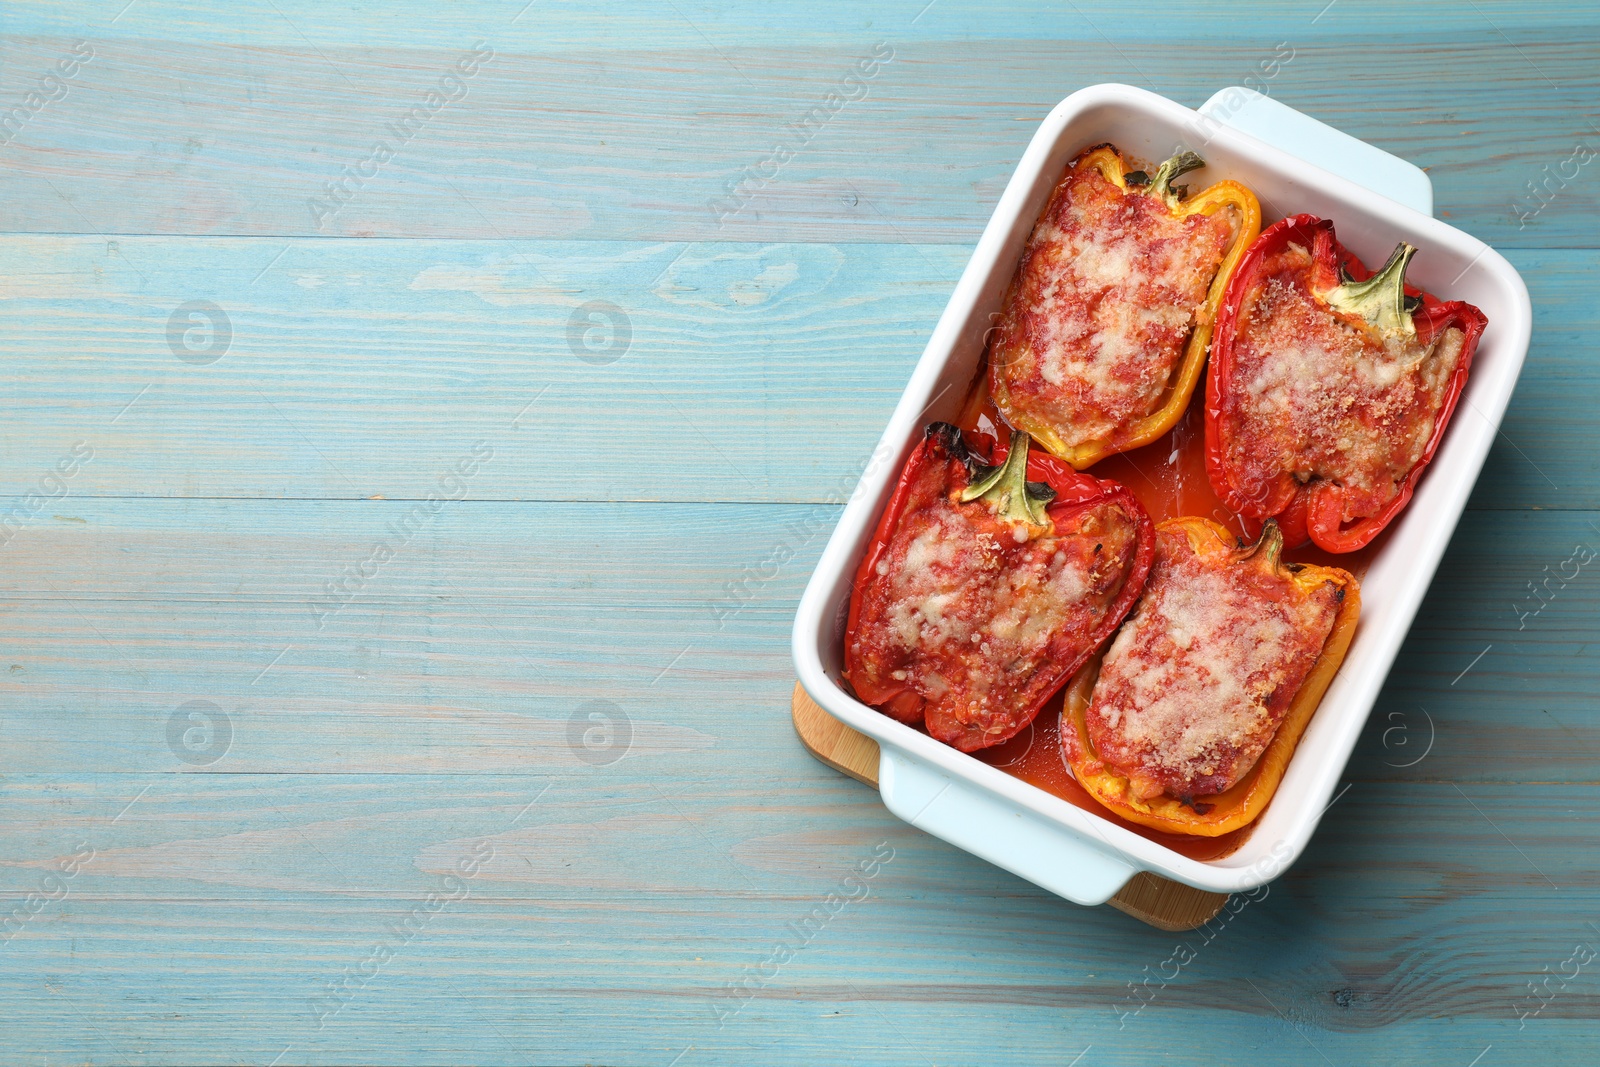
959 430 1055 526
1242 520 1285 569
1324 242 1419 339
1148 149 1205 205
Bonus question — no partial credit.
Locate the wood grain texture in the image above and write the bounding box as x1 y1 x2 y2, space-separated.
790 681 881 787
790 684 1231 931
2 776 1598 1065
0 499 1588 781
0 237 1589 507
0 2 1596 1065
0 13 1597 249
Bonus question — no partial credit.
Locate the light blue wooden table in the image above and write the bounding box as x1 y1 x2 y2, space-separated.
0 2 1594 1064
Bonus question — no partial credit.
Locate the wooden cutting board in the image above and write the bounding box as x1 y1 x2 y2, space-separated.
792 683 1228 931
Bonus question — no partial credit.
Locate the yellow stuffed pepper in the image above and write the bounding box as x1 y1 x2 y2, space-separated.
989 144 1260 469
1061 517 1359 836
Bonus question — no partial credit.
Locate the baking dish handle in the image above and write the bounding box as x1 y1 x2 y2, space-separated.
1196 87 1434 216
879 746 1138 906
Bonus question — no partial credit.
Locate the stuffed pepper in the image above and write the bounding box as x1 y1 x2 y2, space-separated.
989 143 1261 469
1206 214 1488 552
845 423 1153 753
1062 518 1359 835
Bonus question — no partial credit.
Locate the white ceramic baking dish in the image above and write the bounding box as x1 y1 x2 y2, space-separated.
792 84 1532 905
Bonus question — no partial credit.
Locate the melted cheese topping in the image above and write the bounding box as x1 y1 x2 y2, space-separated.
1221 244 1468 519
993 164 1234 446
881 506 1096 673
1084 528 1339 801
849 451 1140 750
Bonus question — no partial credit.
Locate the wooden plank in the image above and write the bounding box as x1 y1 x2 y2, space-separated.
0 500 1594 782
0 236 1585 508
0 502 1587 777
0 28 1595 248
0 235 954 503
790 683 1231 931
0 774 1597 1065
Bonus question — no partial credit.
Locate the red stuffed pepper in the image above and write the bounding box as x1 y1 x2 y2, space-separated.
844 423 1153 752
1206 214 1488 552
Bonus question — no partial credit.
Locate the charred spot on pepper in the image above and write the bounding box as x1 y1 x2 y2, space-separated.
923 419 969 456
925 421 991 487
1123 169 1149 186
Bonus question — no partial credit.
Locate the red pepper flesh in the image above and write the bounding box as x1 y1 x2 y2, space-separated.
844 423 1154 752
